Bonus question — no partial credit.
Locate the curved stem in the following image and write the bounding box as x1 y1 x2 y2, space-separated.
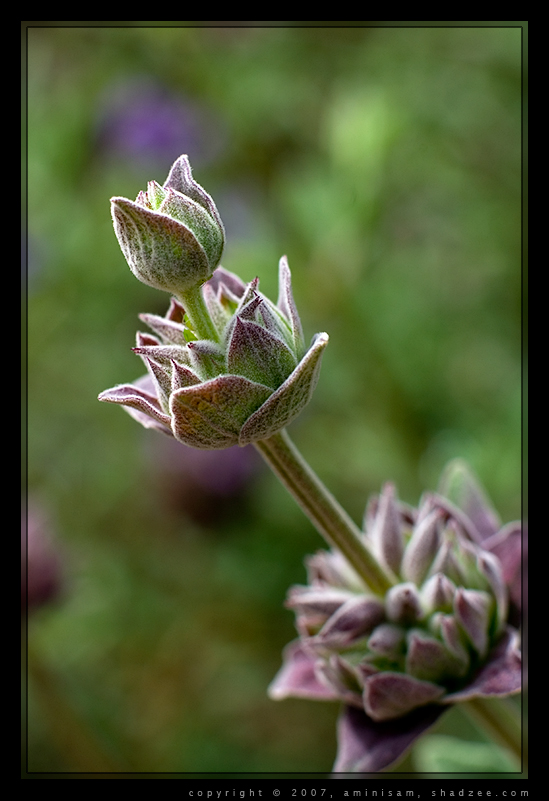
254 429 395 595
465 697 525 769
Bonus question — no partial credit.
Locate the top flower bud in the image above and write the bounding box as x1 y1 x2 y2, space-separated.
110 155 225 296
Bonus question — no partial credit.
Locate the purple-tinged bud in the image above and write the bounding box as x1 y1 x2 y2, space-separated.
312 596 385 649
385 582 424 625
429 524 468 586
454 588 493 658
435 614 470 669
286 586 356 618
367 623 406 657
405 630 468 683
227 315 297 389
401 507 442 586
367 482 404 575
267 641 340 702
476 550 508 631
421 573 456 614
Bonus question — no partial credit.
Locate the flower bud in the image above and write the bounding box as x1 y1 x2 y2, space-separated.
311 596 385 649
421 573 456 614
405 629 468 683
367 623 406 657
400 505 442 585
453 588 493 658
100 257 328 448
110 155 224 296
385 582 424 625
367 482 404 574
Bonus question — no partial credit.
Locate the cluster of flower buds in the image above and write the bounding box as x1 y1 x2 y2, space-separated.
100 156 328 448
269 461 522 772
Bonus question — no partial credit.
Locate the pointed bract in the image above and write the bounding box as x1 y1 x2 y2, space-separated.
238 332 328 445
98 375 172 434
277 255 305 356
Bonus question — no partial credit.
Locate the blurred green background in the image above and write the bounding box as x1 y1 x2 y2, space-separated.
24 23 524 775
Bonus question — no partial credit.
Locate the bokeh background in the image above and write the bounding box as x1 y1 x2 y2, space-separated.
24 23 525 776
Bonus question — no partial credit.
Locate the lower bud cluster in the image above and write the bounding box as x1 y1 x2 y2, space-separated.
269 462 521 724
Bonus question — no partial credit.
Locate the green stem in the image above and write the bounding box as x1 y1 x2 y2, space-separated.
254 429 395 595
465 697 526 769
178 284 220 343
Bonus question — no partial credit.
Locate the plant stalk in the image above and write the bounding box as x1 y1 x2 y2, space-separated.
178 284 220 343
254 429 395 595
465 697 525 769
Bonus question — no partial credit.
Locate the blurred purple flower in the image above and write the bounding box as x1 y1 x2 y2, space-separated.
95 77 224 168
145 433 262 526
22 501 63 612
269 461 523 772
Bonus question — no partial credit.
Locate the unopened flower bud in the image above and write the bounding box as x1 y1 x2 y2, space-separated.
100 256 328 448
405 629 468 683
385 582 424 625
367 483 404 574
454 588 493 658
400 506 442 585
367 623 406 657
421 573 456 614
111 155 224 296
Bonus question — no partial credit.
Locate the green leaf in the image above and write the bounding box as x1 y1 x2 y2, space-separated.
413 734 518 772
